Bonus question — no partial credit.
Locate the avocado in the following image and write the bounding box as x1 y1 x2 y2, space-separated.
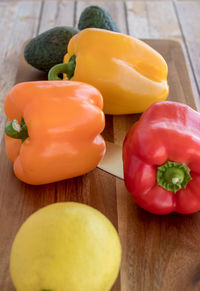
78 6 119 32
24 26 79 73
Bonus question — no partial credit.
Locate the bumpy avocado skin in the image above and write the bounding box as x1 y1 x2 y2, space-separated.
78 6 119 32
24 26 79 73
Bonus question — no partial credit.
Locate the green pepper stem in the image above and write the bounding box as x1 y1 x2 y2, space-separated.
157 161 192 194
48 55 76 80
5 118 29 141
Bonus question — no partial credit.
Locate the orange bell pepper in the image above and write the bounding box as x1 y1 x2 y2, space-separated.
4 81 105 185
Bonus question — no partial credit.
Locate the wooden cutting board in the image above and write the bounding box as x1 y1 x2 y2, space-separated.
1 39 200 291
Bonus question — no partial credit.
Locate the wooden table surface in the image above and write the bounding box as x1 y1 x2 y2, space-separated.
0 1 200 291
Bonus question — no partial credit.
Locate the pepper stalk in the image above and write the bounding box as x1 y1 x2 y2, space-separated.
48 55 76 80
157 161 192 193
5 118 29 142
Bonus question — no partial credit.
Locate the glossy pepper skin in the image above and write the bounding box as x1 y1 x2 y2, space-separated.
4 81 105 185
49 28 169 115
123 101 200 215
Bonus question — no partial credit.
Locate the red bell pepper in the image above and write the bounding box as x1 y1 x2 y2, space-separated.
123 101 200 215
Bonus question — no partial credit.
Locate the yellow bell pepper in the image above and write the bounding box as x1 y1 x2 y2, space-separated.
48 28 169 115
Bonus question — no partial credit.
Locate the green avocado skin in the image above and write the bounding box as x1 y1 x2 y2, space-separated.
24 26 79 73
78 6 119 32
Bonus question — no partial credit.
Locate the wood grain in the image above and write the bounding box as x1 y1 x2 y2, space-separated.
126 1 181 40
38 0 75 34
1 39 200 291
0 0 42 143
125 0 200 110
174 1 200 99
